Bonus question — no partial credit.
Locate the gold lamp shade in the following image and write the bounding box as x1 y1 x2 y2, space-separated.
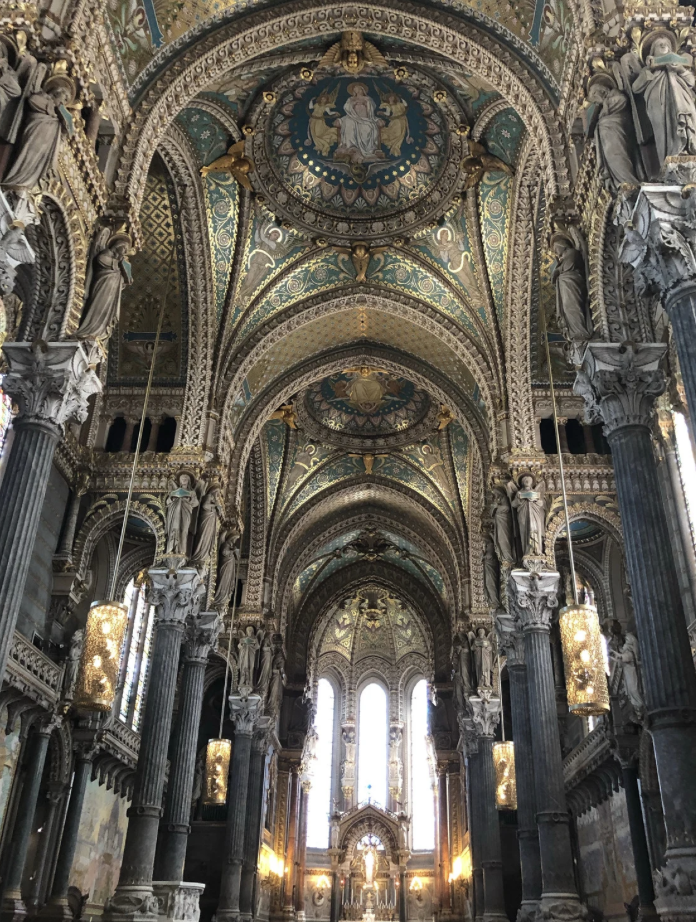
558 603 610 717
492 740 517 810
204 738 231 804
73 601 128 711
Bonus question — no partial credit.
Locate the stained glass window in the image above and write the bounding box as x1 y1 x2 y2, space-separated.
307 678 335 847
358 682 388 806
119 577 156 731
410 679 435 850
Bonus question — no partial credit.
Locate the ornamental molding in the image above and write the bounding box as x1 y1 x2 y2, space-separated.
73 496 166 579
147 567 205 624
544 501 622 570
467 689 501 738
244 441 268 611
507 568 560 632
184 611 222 662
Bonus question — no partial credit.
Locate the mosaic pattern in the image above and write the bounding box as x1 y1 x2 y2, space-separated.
448 421 470 510
175 107 229 164
262 419 287 520
397 441 458 509
304 371 431 437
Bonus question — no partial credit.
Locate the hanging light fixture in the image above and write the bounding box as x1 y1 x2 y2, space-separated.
532 202 609 718
492 653 517 810
75 245 175 711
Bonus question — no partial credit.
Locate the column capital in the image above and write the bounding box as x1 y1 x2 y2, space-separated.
508 569 559 633
2 340 101 433
495 613 525 666
575 342 666 436
457 715 479 757
147 567 204 626
228 693 264 737
183 610 221 663
467 689 501 740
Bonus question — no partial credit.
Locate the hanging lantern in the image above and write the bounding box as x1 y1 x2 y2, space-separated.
204 738 231 804
558 603 610 716
492 741 517 810
73 601 128 711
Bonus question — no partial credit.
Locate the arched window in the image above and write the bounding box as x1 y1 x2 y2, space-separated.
117 576 156 730
358 682 388 806
410 679 435 850
307 678 335 848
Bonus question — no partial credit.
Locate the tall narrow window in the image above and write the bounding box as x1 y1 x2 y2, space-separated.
410 679 435 850
307 678 335 848
674 411 696 553
358 682 388 806
119 577 156 731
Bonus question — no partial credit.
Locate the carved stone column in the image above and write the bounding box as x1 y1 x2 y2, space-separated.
460 718 483 922
0 341 99 685
437 762 452 918
218 695 263 922
282 767 300 917
496 615 542 922
508 570 584 922
616 746 657 921
577 342 696 916
240 729 272 922
467 694 506 922
156 611 221 883
104 568 203 922
295 780 310 920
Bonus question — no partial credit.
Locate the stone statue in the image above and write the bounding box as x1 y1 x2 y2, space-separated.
214 529 240 606
453 634 472 695
63 628 83 700
611 631 645 719
4 72 76 189
191 482 223 563
585 78 645 188
468 627 494 689
256 633 273 699
0 44 21 123
237 626 260 690
0 190 35 297
482 535 501 610
507 474 546 558
190 750 204 819
491 490 515 564
551 234 593 344
76 228 133 341
268 645 286 716
388 727 403 797
632 33 696 165
165 473 200 557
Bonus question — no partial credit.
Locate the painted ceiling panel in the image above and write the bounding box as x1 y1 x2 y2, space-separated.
448 420 470 510
261 419 287 521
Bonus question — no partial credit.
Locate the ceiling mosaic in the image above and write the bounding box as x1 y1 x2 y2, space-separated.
261 419 287 521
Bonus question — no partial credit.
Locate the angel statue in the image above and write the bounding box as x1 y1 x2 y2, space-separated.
0 190 35 296
200 140 253 191
317 31 388 74
76 227 133 342
191 480 223 563
462 137 513 191
551 232 593 345
237 625 260 690
507 474 546 559
214 528 241 606
256 632 274 699
467 627 494 689
165 472 200 557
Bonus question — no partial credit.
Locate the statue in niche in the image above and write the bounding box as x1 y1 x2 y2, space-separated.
491 490 515 565
76 227 133 342
482 534 501 610
191 481 223 563
467 627 494 689
62 628 83 701
388 727 403 797
585 76 646 188
165 472 200 556
4 68 75 189
267 644 286 716
256 633 274 699
611 631 645 720
631 32 696 165
237 626 260 690
452 634 472 697
551 233 593 344
214 527 241 606
507 474 546 558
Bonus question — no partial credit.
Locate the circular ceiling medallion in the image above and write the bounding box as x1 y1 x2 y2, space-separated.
250 69 465 243
298 368 437 449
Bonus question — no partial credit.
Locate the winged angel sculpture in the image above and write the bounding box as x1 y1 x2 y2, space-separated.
0 190 35 296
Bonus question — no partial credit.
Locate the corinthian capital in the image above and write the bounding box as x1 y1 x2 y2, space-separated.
508 569 559 632
575 342 666 436
2 340 101 431
147 567 204 625
467 688 501 739
229 693 263 736
496 613 525 666
183 611 221 663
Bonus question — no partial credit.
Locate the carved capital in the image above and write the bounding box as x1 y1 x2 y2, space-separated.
575 343 666 436
467 688 501 739
147 568 204 626
457 715 478 757
2 340 101 432
508 569 560 632
183 611 221 663
228 693 263 736
496 613 525 666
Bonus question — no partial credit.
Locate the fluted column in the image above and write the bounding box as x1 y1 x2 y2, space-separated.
240 730 271 921
156 611 221 882
0 341 99 685
496 615 542 922
104 568 203 922
508 570 583 922
460 718 484 922
578 343 696 916
218 695 263 922
1 718 59 922
467 695 506 922
437 763 452 918
295 781 310 918
282 767 300 917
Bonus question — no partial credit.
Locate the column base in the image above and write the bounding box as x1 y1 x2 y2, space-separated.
535 895 587 922
152 882 205 922
517 902 540 922
35 898 75 922
1 893 28 922
654 855 696 922
104 886 160 922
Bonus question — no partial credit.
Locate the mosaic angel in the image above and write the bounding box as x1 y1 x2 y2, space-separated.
309 86 339 156
378 90 410 157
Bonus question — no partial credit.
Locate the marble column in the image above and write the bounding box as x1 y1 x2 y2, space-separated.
437 763 452 918
240 729 271 921
460 718 484 922
508 570 584 922
218 695 263 922
577 342 696 916
156 611 221 882
40 719 102 921
282 767 300 916
618 752 657 920
0 341 99 685
398 871 406 922
53 475 89 567
467 694 506 922
496 615 542 922
1 718 59 922
295 781 310 919
28 784 65 912
104 567 203 922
